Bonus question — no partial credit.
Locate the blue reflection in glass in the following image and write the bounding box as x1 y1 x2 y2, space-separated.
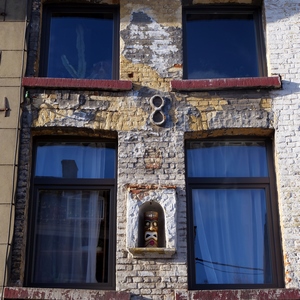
47 14 113 79
186 14 259 79
35 142 116 179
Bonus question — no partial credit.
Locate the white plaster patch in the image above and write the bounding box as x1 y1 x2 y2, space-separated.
121 10 181 77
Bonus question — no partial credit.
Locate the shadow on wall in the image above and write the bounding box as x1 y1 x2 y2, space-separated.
273 80 300 97
265 1 300 24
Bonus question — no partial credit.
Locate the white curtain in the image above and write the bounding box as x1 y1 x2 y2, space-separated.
187 141 268 178
188 141 271 284
34 143 106 283
192 189 268 284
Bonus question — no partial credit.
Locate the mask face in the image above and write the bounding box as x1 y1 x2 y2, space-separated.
144 211 158 247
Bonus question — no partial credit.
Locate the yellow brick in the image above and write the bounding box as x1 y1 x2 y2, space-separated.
219 100 228 105
208 100 219 106
189 115 202 131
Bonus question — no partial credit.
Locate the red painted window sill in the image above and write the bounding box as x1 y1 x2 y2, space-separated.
22 77 132 91
4 287 130 300
170 76 281 91
175 289 300 300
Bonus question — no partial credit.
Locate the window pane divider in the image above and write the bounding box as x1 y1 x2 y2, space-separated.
188 177 270 184
34 177 115 186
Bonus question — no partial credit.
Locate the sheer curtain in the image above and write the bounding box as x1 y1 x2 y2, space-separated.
34 143 106 283
192 189 268 284
187 141 268 178
188 141 271 285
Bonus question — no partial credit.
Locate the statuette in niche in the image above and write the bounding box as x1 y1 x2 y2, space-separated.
144 211 158 247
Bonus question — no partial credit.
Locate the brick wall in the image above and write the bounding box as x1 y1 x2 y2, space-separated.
265 0 300 289
8 0 300 299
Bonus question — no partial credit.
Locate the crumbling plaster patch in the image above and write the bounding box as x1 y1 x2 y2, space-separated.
120 1 182 28
182 91 275 132
120 9 182 79
30 91 150 130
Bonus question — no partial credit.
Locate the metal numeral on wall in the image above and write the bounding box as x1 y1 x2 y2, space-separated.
150 95 166 126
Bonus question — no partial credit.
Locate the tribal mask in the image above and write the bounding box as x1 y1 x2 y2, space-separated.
144 211 158 247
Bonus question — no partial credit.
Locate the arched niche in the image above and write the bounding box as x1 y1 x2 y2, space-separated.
137 201 166 248
126 185 177 258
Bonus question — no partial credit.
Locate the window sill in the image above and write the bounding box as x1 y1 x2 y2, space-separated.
170 76 281 91
4 287 130 299
22 77 132 91
128 247 176 258
175 289 300 299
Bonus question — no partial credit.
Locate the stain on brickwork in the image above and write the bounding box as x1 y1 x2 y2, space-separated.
144 147 162 170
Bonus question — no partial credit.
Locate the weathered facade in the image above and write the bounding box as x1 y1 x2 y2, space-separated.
1 0 300 299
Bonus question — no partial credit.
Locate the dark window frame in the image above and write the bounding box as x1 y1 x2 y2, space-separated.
185 137 283 290
25 136 117 290
183 6 267 79
39 4 120 79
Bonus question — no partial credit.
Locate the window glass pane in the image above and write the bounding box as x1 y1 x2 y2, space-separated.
35 142 116 178
192 188 272 285
47 13 113 79
186 13 259 79
187 141 268 177
33 189 110 284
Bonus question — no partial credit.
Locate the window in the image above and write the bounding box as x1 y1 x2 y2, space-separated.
186 138 283 290
40 5 119 79
183 7 266 79
26 138 117 289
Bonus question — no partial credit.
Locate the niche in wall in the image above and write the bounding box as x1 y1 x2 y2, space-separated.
126 184 177 258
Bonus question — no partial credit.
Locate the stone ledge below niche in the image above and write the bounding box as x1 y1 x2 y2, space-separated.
128 247 176 258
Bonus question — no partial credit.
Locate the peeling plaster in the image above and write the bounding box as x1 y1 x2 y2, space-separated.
121 11 182 78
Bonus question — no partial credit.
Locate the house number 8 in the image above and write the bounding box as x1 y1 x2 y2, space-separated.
150 95 166 126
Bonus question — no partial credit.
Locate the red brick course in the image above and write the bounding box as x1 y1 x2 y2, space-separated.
175 289 300 300
22 77 133 91
171 76 282 91
4 287 131 300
